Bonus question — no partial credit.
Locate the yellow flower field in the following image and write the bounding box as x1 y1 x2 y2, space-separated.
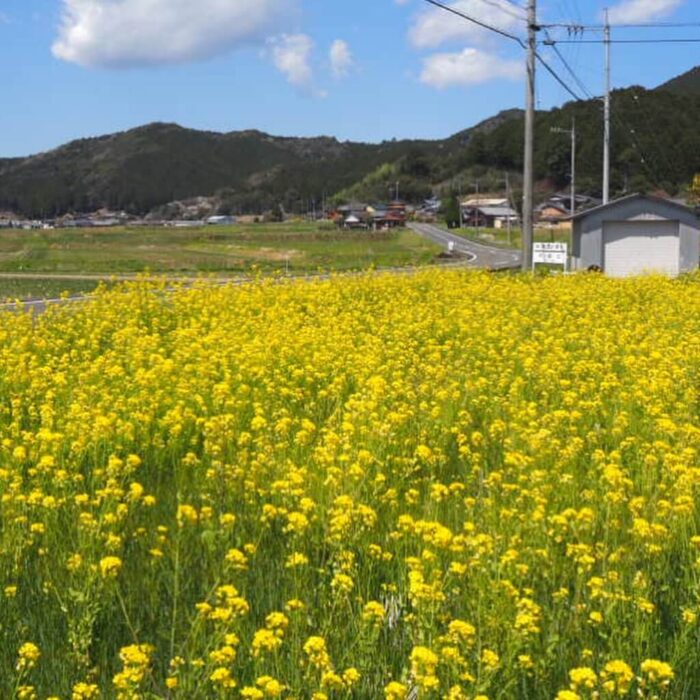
1 270 699 699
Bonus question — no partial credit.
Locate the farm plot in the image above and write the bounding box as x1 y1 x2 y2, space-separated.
1 271 699 699
0 224 440 277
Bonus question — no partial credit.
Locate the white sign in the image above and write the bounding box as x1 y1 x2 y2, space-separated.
533 242 568 268
534 242 567 252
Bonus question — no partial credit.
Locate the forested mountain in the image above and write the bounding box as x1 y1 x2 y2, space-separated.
657 66 700 96
1 66 698 218
0 124 433 216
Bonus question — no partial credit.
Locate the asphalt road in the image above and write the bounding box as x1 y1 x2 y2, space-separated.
0 231 521 315
409 222 522 271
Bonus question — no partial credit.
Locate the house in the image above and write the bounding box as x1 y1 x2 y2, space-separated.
571 193 700 277
373 200 407 229
460 198 517 228
536 202 570 224
335 203 371 229
464 205 518 229
342 214 368 230
418 197 442 216
462 197 509 209
537 193 600 226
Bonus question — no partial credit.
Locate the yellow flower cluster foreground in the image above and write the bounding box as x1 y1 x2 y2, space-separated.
1 270 699 698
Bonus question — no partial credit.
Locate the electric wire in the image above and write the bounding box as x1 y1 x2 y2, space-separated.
472 0 527 22
543 29 594 99
542 21 700 29
420 0 672 194
547 38 700 44
421 0 525 43
421 0 588 102
534 51 585 101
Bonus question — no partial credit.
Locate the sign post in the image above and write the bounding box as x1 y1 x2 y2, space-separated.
533 242 568 271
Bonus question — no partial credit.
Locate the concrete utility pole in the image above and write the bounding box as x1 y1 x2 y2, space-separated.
551 118 577 218
522 0 537 271
603 8 611 204
457 178 464 229
505 172 513 245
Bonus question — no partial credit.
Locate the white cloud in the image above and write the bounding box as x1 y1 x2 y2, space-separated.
608 0 685 23
268 33 319 94
409 0 523 49
329 39 353 79
52 0 295 68
420 48 522 88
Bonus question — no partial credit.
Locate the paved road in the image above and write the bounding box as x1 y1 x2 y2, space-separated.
0 233 520 315
0 258 488 315
409 222 522 271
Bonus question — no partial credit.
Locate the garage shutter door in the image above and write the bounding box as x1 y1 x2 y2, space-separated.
603 220 680 278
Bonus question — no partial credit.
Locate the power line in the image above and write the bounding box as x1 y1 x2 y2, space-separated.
421 0 587 101
626 89 678 186
421 0 525 44
543 21 700 29
547 38 700 44
609 107 666 193
472 0 527 21
534 51 585 101
543 29 594 98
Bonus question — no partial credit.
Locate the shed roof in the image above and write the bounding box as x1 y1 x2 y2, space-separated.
570 193 698 222
477 206 518 217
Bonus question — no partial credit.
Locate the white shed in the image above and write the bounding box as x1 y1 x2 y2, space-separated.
571 194 700 277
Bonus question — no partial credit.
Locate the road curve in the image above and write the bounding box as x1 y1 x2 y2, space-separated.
0 234 521 315
409 222 521 271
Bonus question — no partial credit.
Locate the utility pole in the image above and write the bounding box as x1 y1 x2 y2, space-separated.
603 8 611 204
505 172 513 245
570 118 576 218
551 118 576 218
522 0 537 271
458 178 464 229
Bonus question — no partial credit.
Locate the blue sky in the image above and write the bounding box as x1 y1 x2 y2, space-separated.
0 0 697 156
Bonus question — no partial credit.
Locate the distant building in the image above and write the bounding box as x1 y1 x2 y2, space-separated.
334 200 407 230
171 220 205 228
419 197 442 216
571 193 700 277
537 193 600 225
462 197 509 208
342 214 368 229
464 204 518 229
206 215 237 225
373 201 407 230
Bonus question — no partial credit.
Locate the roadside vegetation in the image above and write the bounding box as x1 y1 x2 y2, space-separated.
0 223 441 283
1 271 699 698
0 278 104 302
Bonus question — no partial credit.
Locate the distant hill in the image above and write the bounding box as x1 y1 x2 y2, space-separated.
1 72 699 218
657 66 700 96
0 123 437 217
